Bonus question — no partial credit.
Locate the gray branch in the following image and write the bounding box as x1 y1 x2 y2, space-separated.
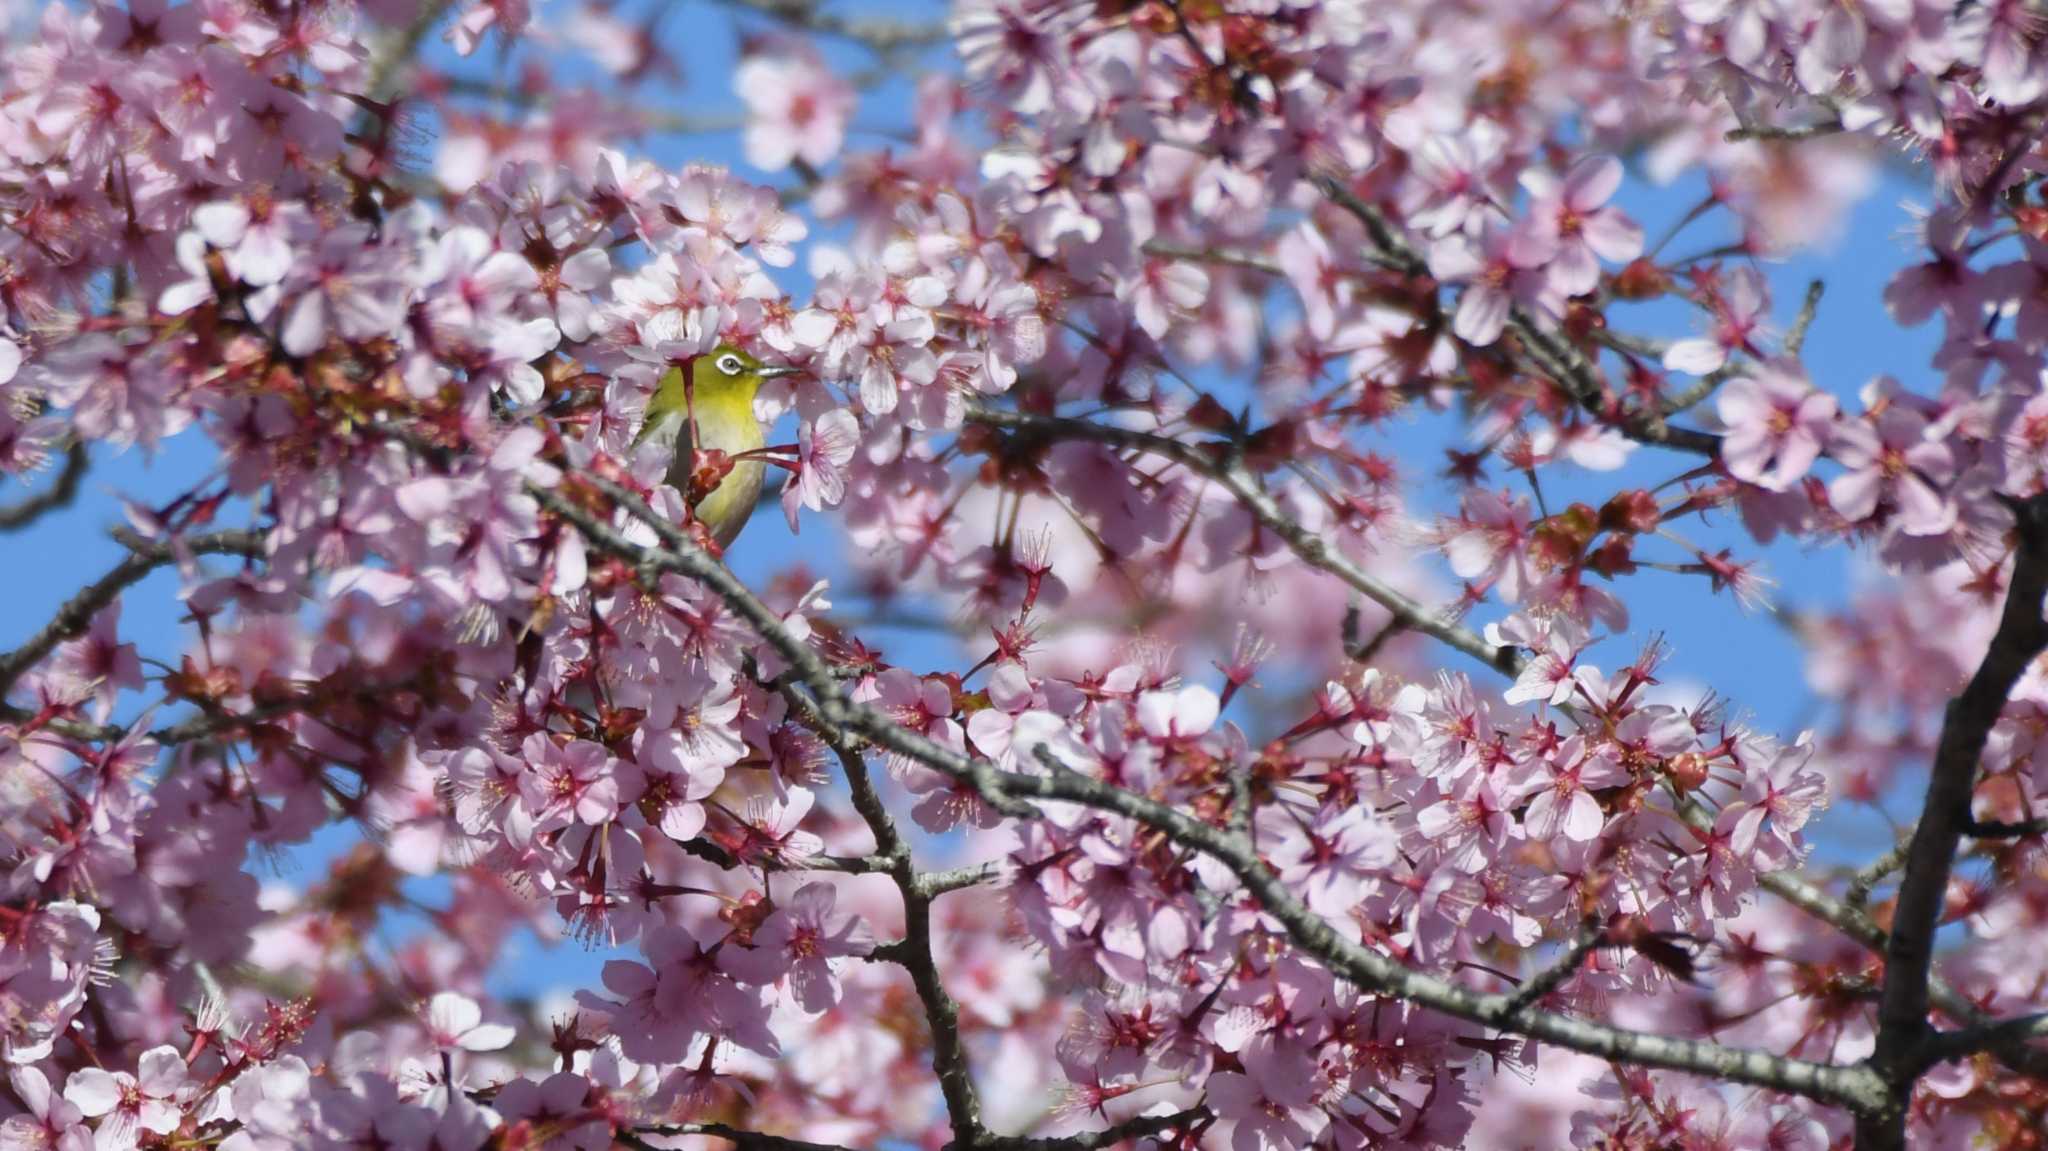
708 0 947 53
1964 816 2048 838
533 474 1891 1117
817 728 988 1148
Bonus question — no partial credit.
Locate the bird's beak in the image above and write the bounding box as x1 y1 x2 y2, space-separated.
757 365 805 379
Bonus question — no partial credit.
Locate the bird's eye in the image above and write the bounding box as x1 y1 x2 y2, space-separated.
716 354 744 375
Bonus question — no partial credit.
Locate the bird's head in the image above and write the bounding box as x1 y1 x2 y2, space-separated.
651 343 803 416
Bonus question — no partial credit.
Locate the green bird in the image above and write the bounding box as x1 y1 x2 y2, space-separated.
632 343 802 549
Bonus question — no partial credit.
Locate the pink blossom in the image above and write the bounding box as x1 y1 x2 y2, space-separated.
423 991 516 1053
2 1066 91 1151
1516 737 1628 843
1428 225 1552 347
1715 363 1838 490
782 408 859 531
735 51 856 172
62 1046 189 1146
1828 401 1957 535
1665 267 1771 375
520 735 624 827
1135 685 1220 741
724 882 872 1012
491 1073 607 1151
1206 1037 1329 1151
1520 155 1643 296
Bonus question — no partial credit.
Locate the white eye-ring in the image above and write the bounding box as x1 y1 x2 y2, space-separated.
715 353 744 375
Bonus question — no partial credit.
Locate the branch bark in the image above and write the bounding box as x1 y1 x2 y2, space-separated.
1860 493 2048 1148
820 731 988 1148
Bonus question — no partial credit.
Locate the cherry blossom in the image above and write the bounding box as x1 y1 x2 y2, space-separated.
0 0 2046 1148
736 48 857 173
1715 363 1839 491
421 993 516 1054
61 1046 188 1145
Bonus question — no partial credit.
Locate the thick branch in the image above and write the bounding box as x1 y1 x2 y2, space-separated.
1862 494 2048 1145
1963 816 2048 838
1920 1012 2048 1063
624 1123 865 1151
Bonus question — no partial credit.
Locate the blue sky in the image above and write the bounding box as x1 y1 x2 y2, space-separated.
0 0 1947 998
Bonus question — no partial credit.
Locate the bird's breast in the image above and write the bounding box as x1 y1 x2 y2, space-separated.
659 400 767 548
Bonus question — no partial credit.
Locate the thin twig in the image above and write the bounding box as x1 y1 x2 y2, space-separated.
976 1109 1210 1151
1503 922 1606 1014
1845 837 1910 911
0 442 86 533
0 528 267 700
962 405 1519 678
1308 169 1720 456
1725 120 1846 143
1784 280 1826 358
707 0 947 53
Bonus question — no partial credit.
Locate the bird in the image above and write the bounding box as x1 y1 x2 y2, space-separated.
632 343 802 550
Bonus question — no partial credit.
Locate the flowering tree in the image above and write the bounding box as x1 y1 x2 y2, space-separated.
5 0 2048 1148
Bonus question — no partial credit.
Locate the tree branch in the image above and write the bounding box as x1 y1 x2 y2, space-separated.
0 442 86 534
1845 835 1910 911
707 0 947 53
1503 921 1606 1015
961 405 1519 678
976 1108 1210 1151
625 1106 1208 1151
1920 1012 2048 1063
1784 279 1826 358
533 474 1892 1116
0 528 267 701
1861 493 2048 1147
624 1122 867 1151
821 731 988 1148
1306 170 1720 456
1963 816 2048 838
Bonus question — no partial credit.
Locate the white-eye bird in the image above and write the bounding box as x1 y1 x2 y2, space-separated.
632 343 801 549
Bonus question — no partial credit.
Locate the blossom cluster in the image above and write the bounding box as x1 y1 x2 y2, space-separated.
1 0 2047 1148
